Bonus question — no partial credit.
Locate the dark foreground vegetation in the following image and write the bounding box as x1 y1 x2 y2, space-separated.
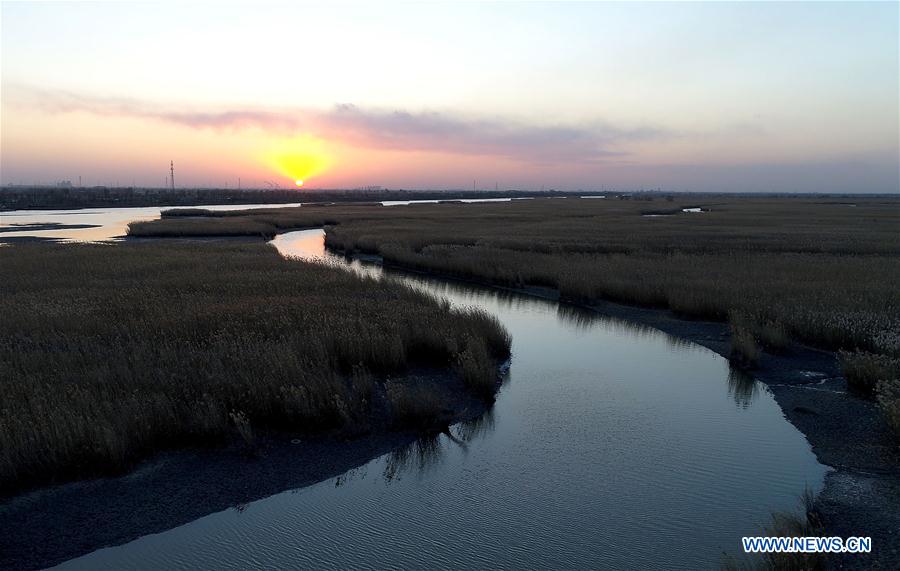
131 196 900 442
0 242 510 496
723 489 826 571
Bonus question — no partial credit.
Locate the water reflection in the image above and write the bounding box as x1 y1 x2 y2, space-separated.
347 394 500 485
727 366 760 409
269 229 383 279
0 203 304 242
554 303 694 352
453 406 497 443
381 198 527 206
383 434 445 482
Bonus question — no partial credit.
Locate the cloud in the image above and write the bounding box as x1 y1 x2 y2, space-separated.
9 85 665 164
320 104 668 163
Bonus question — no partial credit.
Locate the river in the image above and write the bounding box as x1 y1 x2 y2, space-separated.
0 212 828 569
0 198 526 241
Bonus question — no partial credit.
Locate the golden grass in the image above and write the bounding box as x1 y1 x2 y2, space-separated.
131 196 899 394
0 241 510 495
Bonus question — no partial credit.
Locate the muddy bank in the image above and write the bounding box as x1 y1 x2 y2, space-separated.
0 367 501 571
365 256 899 569
578 298 900 568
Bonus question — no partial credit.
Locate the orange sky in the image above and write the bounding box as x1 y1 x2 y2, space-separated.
1 2 897 192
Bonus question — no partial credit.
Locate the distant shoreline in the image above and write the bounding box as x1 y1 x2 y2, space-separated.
1 188 566 211
2 187 897 212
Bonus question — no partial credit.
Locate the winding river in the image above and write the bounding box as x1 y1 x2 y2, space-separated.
0 211 828 569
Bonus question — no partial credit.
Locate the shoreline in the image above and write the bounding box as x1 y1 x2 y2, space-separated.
0 365 502 570
3 232 896 568
361 253 899 568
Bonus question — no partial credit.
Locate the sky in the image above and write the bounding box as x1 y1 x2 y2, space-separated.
1 1 897 192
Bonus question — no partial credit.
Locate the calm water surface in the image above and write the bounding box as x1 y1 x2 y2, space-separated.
46 228 827 570
0 198 534 241
0 203 305 241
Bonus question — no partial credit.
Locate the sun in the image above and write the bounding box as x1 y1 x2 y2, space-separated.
264 135 331 189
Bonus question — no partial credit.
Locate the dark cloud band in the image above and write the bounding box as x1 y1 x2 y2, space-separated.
13 86 664 164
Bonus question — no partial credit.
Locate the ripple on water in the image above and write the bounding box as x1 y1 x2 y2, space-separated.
42 228 828 570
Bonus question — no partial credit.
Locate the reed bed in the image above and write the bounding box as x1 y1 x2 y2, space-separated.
131 197 900 431
0 241 510 495
144 197 898 353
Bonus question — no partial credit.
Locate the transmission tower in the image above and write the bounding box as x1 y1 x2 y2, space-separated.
170 161 175 190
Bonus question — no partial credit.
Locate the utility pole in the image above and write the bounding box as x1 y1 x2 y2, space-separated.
170 161 175 190
238 177 241 190
473 179 476 191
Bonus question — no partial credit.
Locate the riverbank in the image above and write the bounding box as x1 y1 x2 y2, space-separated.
360 254 899 568
0 242 510 499
583 296 900 569
0 369 500 570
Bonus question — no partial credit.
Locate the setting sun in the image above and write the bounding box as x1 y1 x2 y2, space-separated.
265 135 331 187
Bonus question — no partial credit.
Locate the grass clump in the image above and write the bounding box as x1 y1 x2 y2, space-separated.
839 351 900 396
728 312 790 368
0 241 510 496
875 380 900 442
730 324 762 368
759 493 825 571
722 489 825 571
456 336 501 400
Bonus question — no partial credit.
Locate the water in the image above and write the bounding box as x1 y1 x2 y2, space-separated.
48 228 827 570
381 197 531 206
0 203 304 242
641 208 706 218
0 199 523 240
